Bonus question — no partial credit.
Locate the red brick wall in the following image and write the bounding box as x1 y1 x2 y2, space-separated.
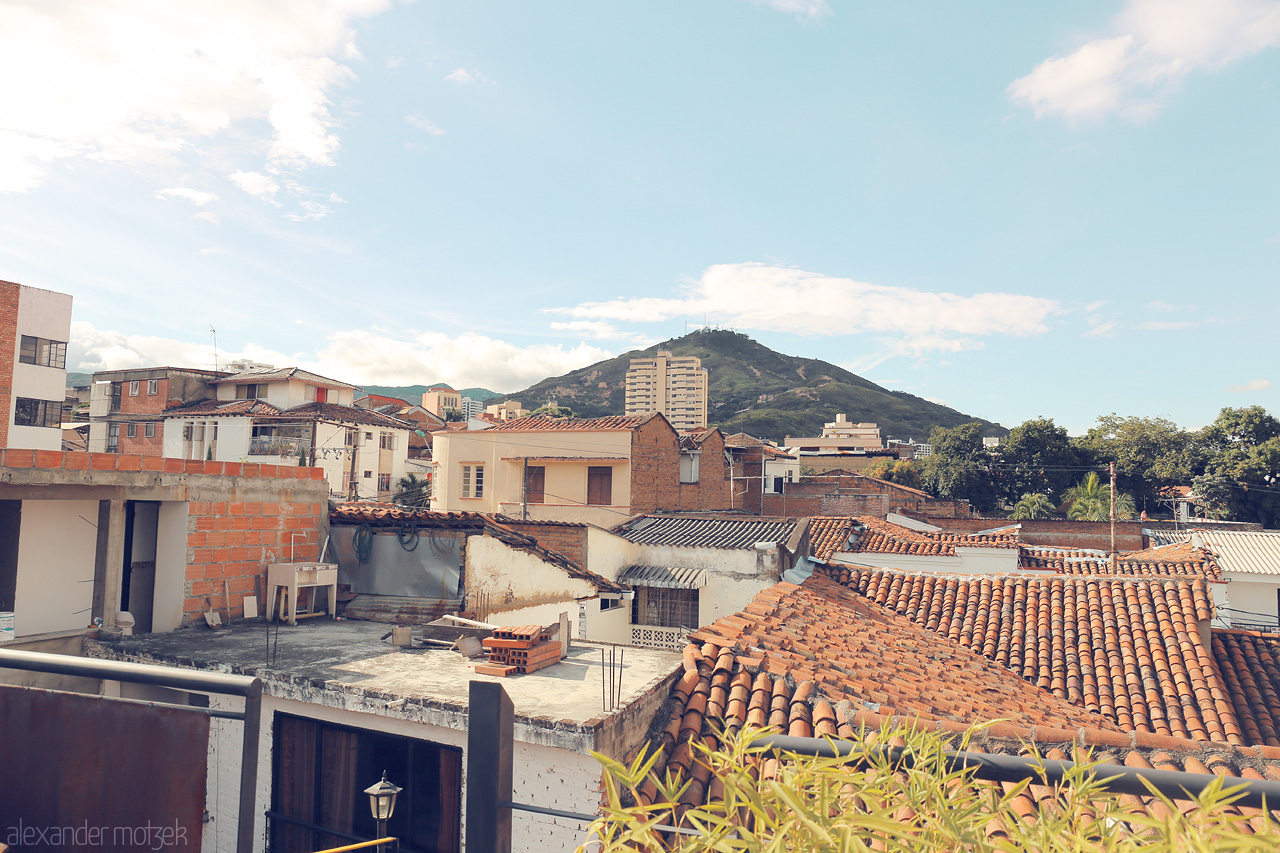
500 520 588 566
906 515 1148 551
629 419 732 514
0 281 18 449
117 377 169 414
184 496 325 625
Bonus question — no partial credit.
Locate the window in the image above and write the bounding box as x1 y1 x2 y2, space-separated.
378 473 391 492
632 586 699 629
461 464 484 499
600 597 621 611
363 470 373 479
679 453 700 483
272 714 461 853
145 422 155 438
126 423 137 437
128 380 140 396
364 431 373 440
106 423 120 452
379 433 396 450
587 466 612 506
344 428 357 446
524 466 545 504
235 383 267 400
147 379 158 395
18 336 67 369
13 397 61 429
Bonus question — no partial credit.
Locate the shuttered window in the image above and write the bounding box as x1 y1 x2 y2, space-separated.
525 466 545 504
587 466 612 506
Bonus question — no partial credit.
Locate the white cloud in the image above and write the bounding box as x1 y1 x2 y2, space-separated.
748 0 832 21
69 321 611 392
1228 378 1273 393
1135 320 1194 331
548 263 1060 356
1084 319 1121 337
284 200 335 222
549 320 622 339
386 55 404 70
1009 0 1280 121
1146 299 1195 311
406 114 446 135
445 68 486 85
156 186 220 206
229 170 282 205
1084 300 1109 313
0 1 391 193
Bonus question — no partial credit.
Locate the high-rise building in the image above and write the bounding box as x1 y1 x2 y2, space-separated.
2 280 73 451
624 350 709 432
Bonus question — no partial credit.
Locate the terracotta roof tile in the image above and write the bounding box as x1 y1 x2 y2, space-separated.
1019 542 1222 580
640 578 1280 835
812 516 1020 560
818 565 1242 745
486 414 650 432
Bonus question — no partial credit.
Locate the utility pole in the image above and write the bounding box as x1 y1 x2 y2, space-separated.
348 429 359 501
521 458 529 521
1109 461 1118 573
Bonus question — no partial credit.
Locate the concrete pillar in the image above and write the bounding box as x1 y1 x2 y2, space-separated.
92 499 127 629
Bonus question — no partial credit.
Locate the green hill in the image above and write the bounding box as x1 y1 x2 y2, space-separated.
499 329 1005 443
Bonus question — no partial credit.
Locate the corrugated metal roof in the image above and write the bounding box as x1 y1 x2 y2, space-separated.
1195 529 1280 576
617 565 708 589
1146 528 1193 547
614 515 798 549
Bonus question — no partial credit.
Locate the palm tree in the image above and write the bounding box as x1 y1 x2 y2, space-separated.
1063 472 1136 521
394 473 431 507
1010 492 1054 519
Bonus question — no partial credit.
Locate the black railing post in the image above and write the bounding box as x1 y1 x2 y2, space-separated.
467 680 514 853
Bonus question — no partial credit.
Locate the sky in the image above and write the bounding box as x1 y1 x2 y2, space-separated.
1 0 1277 436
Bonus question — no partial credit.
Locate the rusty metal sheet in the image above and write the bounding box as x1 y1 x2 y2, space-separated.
0 685 208 852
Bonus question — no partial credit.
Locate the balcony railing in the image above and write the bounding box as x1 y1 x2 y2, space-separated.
630 625 689 651
248 436 307 457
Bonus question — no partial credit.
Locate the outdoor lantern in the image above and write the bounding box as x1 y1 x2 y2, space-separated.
364 771 402 822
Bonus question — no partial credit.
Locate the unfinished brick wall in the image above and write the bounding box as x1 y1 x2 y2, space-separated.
0 281 18 449
629 419 732 515
500 520 588 567
0 448 329 628
906 515 1148 551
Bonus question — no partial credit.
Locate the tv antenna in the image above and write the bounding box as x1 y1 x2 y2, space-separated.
209 325 219 372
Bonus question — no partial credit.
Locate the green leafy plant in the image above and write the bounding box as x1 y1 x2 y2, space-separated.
581 722 1275 852
1010 492 1054 519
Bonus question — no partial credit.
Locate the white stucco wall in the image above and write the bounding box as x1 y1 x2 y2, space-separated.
8 284 72 450
830 547 1017 575
199 693 604 853
13 499 97 636
585 526 638 583
1222 576 1280 627
468 535 597 614
153 501 190 633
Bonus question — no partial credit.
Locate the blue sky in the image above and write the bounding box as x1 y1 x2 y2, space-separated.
1 0 1277 435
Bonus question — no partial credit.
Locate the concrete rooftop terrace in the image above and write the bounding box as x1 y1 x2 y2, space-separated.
87 619 682 753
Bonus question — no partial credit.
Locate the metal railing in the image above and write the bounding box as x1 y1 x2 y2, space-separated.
250 436 308 456
0 647 263 853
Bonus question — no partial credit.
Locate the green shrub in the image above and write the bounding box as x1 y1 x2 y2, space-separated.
582 723 1276 852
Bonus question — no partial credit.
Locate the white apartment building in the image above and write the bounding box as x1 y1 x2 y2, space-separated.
2 280 73 451
624 350 709 432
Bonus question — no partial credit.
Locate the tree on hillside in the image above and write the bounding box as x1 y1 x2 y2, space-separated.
1072 414 1203 512
866 459 922 490
1010 492 1054 519
1062 472 1136 521
919 423 999 512
1192 406 1280 527
531 405 576 419
442 407 464 422
999 417 1084 505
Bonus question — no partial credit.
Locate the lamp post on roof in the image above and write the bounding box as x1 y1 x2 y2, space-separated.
364 771 401 849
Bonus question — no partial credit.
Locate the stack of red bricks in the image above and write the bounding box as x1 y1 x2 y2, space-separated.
476 625 561 677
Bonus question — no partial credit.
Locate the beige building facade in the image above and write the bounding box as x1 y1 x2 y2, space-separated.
624 350 709 431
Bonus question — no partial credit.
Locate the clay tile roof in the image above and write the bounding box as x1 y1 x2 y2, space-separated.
162 398 286 418
837 516 1020 557
281 402 412 429
816 564 1248 746
807 516 858 562
486 414 650 432
1019 542 1222 580
611 515 798 550
1212 629 1280 748
328 503 622 592
639 578 1280 835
